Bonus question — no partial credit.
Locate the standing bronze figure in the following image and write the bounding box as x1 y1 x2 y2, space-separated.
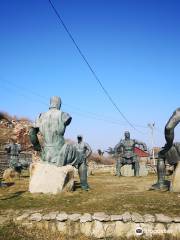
151 108 180 190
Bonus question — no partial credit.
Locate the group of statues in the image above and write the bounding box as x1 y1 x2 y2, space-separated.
4 96 180 192
29 96 92 191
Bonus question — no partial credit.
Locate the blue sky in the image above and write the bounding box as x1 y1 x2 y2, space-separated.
0 0 180 150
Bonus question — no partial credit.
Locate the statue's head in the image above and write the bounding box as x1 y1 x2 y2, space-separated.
49 96 61 110
77 135 83 143
124 131 130 140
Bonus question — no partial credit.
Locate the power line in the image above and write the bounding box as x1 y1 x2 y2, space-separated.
1 78 149 129
48 0 143 133
0 80 149 130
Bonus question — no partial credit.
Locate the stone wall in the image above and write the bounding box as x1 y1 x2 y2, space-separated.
14 211 180 239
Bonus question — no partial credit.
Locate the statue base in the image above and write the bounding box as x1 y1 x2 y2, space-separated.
121 164 148 177
150 181 170 191
29 162 75 194
171 162 180 192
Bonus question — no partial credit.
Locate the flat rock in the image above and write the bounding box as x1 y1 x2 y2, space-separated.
16 213 30 221
92 212 110 221
68 213 81 221
131 212 144 222
29 162 75 194
80 213 92 223
122 212 131 222
56 212 68 221
171 162 180 192
110 215 123 221
155 214 173 223
143 214 155 223
29 213 42 222
173 217 180 222
42 212 58 220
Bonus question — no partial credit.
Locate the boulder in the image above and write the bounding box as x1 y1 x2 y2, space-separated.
121 163 148 177
171 162 180 192
29 162 75 194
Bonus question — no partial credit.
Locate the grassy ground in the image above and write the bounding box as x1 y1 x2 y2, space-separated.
0 172 180 216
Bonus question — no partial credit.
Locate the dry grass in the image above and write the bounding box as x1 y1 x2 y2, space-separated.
0 172 180 216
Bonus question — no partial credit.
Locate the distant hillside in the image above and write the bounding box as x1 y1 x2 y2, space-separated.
0 111 32 150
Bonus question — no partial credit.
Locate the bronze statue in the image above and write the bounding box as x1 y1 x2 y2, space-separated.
110 131 147 176
29 96 78 166
151 108 180 190
29 96 91 191
74 135 92 191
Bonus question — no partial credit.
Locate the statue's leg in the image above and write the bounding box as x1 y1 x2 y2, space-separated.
78 160 89 191
150 158 169 190
134 156 140 177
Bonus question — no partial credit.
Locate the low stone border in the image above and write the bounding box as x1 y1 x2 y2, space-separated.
13 211 180 238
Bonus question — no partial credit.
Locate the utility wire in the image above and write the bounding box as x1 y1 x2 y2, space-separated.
48 0 142 133
0 81 149 131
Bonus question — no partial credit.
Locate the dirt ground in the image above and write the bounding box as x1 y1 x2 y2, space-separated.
0 172 180 216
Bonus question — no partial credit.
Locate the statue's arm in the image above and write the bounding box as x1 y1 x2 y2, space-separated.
159 108 180 158
114 140 123 153
62 112 72 126
85 143 92 158
164 108 180 147
29 127 41 151
105 147 115 155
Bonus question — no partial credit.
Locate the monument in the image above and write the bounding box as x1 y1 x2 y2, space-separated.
109 131 147 176
151 108 180 191
74 135 92 191
29 96 85 193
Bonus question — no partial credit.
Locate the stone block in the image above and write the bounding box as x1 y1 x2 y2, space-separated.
68 213 81 222
42 212 58 221
121 163 148 176
171 162 180 192
103 222 116 238
114 221 136 237
143 214 155 223
92 212 110 221
16 213 29 222
56 212 68 221
131 212 144 222
57 222 67 233
29 213 42 222
155 214 173 223
122 212 131 222
92 220 105 238
110 215 123 221
29 162 75 194
80 213 92 223
80 222 93 237
167 223 180 236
